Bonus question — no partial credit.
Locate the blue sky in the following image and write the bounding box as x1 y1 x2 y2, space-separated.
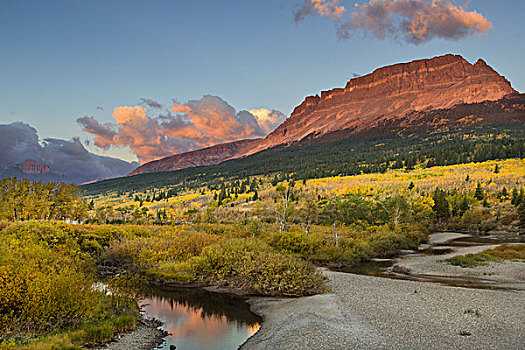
1 0 524 162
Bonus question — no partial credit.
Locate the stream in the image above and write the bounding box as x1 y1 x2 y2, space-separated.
140 286 261 350
337 232 525 290
138 232 522 350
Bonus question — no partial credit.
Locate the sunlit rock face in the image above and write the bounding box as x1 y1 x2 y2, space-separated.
130 54 517 175
247 54 516 154
15 159 50 174
129 138 261 176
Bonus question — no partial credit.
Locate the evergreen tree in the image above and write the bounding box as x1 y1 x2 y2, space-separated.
252 190 258 201
494 164 500 174
511 187 520 206
474 182 484 200
459 197 469 215
518 202 525 227
408 182 415 190
432 188 450 220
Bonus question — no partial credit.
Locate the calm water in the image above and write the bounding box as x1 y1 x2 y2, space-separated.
140 286 261 350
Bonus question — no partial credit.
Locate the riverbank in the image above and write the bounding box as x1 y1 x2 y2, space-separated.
242 268 525 350
92 318 166 350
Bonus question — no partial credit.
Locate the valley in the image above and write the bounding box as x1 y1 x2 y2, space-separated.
2 54 524 350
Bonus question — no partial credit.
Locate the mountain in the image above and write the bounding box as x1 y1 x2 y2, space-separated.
0 122 139 184
129 54 517 176
129 138 261 176
15 159 50 174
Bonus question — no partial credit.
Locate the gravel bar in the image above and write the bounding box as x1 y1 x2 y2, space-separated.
242 269 525 350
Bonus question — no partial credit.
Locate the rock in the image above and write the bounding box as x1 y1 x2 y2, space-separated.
170 345 177 350
391 265 411 274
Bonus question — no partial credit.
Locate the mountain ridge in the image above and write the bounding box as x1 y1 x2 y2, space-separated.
129 54 517 176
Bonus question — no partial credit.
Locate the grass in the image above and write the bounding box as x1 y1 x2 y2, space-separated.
446 244 525 267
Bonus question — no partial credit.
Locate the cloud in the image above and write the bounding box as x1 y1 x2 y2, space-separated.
296 0 492 44
0 122 138 184
249 109 287 134
96 106 104 111
139 98 164 109
295 0 346 22
78 95 284 164
76 116 117 149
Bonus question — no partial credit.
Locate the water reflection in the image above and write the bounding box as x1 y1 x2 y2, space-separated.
141 286 261 350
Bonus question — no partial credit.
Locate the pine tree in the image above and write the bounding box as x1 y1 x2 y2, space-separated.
518 202 525 227
511 188 520 206
494 164 500 174
433 188 450 220
408 182 415 190
474 182 484 201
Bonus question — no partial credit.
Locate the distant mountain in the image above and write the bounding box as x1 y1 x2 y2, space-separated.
0 122 139 184
129 54 517 176
129 138 261 176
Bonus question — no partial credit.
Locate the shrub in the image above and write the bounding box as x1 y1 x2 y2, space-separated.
70 322 115 344
366 225 422 257
269 230 322 258
446 244 525 267
101 232 221 270
15 334 82 350
111 315 137 333
190 239 325 296
445 253 491 267
0 223 99 335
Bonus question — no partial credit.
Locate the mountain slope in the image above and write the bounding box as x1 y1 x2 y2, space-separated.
129 138 261 176
83 94 525 195
129 54 516 176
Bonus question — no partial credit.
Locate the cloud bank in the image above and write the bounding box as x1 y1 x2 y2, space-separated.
295 0 491 44
78 95 286 164
0 122 138 184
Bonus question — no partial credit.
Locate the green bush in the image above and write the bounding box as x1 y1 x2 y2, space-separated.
367 225 422 257
190 238 325 296
445 253 491 267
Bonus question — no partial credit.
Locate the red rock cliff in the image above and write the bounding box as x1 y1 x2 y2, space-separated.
15 159 50 174
246 54 516 155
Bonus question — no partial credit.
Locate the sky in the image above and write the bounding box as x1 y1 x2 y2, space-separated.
1 0 524 163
